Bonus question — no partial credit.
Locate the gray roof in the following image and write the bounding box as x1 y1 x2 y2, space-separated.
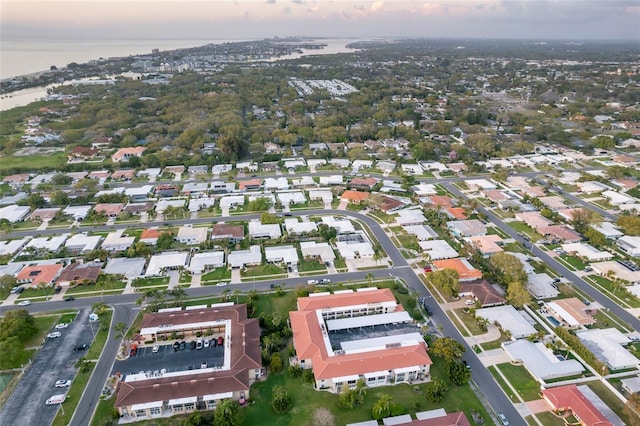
503 340 584 380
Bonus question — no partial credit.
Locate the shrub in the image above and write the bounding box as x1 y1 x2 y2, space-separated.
288 365 303 378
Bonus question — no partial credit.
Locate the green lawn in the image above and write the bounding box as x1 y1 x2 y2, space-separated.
25 315 58 347
91 395 117 426
298 258 327 273
51 366 94 426
492 363 541 401
502 242 527 254
584 380 632 425
179 274 192 284
507 222 542 241
586 275 640 308
201 267 232 283
241 264 286 279
346 203 367 211
1 152 67 172
0 374 14 393
526 411 565 426
85 310 113 360
66 281 127 295
395 234 420 251
452 308 486 336
446 312 470 337
132 276 170 288
558 255 587 271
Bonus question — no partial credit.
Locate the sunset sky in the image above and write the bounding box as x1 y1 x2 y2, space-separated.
2 0 639 41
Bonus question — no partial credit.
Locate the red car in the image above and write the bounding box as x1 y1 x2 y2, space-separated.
218 336 224 346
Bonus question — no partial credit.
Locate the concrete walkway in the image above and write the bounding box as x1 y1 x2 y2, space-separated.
190 274 202 288
166 270 180 290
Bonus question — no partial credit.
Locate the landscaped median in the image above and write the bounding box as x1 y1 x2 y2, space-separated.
50 307 112 426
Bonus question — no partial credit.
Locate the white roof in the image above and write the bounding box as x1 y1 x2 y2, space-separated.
592 222 623 238
0 205 30 223
321 216 355 233
413 183 438 196
101 230 135 250
228 246 261 268
577 328 639 370
602 190 635 205
416 409 448 420
403 224 438 241
26 234 69 252
329 159 351 168
336 238 374 259
156 198 187 212
219 195 245 208
265 245 299 264
277 191 306 205
168 396 197 405
352 159 373 168
284 218 317 234
300 241 335 261
562 243 613 261
340 332 423 353
62 205 92 220
476 305 537 339
394 208 426 225
418 240 458 260
176 226 208 243
326 312 412 331
137 168 161 177
131 401 163 410
188 251 225 273
104 257 145 279
202 391 233 400
182 182 209 193
94 187 125 198
466 178 497 189
188 197 216 212
383 414 413 425
125 185 154 197
527 273 559 299
247 193 276 204
264 177 289 190
248 222 281 238
503 340 584 380
65 234 102 253
0 239 27 256
146 251 189 275
308 189 333 202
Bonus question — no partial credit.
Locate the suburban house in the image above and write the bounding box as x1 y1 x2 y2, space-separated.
227 246 262 269
546 298 597 328
289 288 432 394
139 229 162 246
114 305 262 422
538 225 582 243
67 146 100 162
446 220 487 238
432 258 483 282
248 222 281 239
503 340 584 381
349 177 378 191
16 263 64 287
176 226 208 245
111 147 146 162
57 262 102 286
617 236 640 257
458 280 506 306
541 385 614 426
340 190 369 204
211 224 245 243
93 203 124 218
264 245 299 266
188 251 225 274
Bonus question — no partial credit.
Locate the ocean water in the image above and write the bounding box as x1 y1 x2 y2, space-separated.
0 38 248 80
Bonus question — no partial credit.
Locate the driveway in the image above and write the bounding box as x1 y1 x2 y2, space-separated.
0 309 96 426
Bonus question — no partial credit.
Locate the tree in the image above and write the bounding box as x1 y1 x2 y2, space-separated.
114 322 128 340
318 224 338 242
372 394 393 420
50 190 70 206
429 337 465 363
213 399 239 426
156 232 174 250
0 309 37 342
312 407 335 426
427 269 459 297
20 193 46 210
623 393 640 426
260 213 280 224
424 378 448 403
447 361 472 385
570 208 601 234
270 352 283 373
271 385 292 413
506 280 531 308
248 197 270 212
365 273 374 286
0 274 17 299
0 337 30 369
52 174 73 186
489 252 527 286
617 215 640 236
337 387 357 409
0 218 12 234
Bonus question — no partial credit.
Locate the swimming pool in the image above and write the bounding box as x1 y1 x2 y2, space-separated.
547 316 561 326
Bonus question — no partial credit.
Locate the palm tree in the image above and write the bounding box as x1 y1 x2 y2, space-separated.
365 272 374 286
233 288 240 304
114 322 128 340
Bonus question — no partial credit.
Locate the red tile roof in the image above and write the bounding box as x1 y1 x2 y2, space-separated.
140 229 162 240
16 264 63 286
432 258 483 281
429 195 454 208
411 412 472 426
542 385 612 426
341 190 370 202
446 207 467 220
297 288 395 312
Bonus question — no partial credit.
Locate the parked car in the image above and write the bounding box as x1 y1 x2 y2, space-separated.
54 323 68 329
47 332 62 339
73 344 88 351
152 345 159 353
15 287 25 294
204 339 210 348
55 380 71 388
173 341 180 351
179 341 186 351
465 299 476 305
498 413 509 426
196 339 203 350
216 282 228 287
190 341 197 350
64 296 75 302
319 279 331 284
10 286 20 294
307 279 318 285
54 286 62 294
18 300 31 306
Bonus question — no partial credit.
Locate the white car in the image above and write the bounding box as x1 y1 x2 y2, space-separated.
152 345 159 353
465 299 476 305
307 279 318 285
55 323 69 329
47 332 62 339
216 282 228 287
55 380 71 388
18 300 31 306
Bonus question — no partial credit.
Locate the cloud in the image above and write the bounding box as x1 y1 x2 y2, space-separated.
371 0 384 12
282 6 291 14
265 0 275 4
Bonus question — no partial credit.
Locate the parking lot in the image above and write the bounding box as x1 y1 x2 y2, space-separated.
0 309 96 426
113 339 226 377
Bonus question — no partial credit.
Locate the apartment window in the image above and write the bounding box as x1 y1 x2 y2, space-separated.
185 403 195 411
396 373 405 382
173 405 184 413
149 407 161 416
134 409 146 418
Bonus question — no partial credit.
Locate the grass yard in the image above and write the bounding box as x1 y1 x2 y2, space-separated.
502 242 527 254
25 315 58 347
0 374 14 393
493 363 541 401
446 312 470 337
346 203 367 211
132 276 170 288
558 255 587 271
90 395 117 426
586 275 640 308
298 258 327 273
526 412 565 426
507 221 542 241
201 267 232 283
241 264 287 279
584 380 631 425
85 310 113 360
179 274 192 284
395 234 420 251
66 281 127 295
452 308 486 336
2 152 67 172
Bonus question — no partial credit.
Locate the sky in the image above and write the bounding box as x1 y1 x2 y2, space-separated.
2 0 639 41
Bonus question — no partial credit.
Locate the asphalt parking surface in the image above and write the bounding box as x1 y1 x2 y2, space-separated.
113 340 226 377
0 308 97 426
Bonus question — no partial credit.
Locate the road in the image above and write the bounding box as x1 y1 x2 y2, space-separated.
0 208 526 426
444 183 640 331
